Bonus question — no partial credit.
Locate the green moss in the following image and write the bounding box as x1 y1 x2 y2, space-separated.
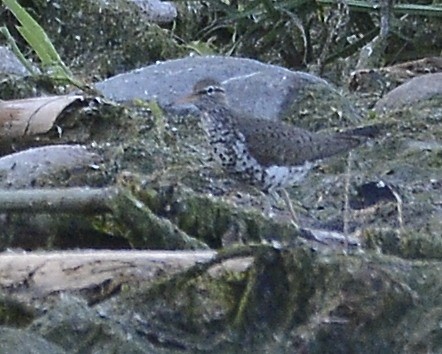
0 296 34 327
282 83 363 131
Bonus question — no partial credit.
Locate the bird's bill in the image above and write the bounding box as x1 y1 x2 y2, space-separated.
175 93 198 105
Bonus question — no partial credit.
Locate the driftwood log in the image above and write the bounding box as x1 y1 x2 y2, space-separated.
0 249 254 304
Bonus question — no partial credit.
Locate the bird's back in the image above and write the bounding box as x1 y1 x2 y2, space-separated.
233 114 364 168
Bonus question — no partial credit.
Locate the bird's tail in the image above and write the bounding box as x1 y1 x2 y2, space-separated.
337 122 387 139
315 122 386 159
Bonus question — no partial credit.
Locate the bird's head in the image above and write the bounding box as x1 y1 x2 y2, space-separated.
177 78 227 107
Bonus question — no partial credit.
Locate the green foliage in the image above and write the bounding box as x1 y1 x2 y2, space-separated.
177 0 318 67
0 25 38 75
176 0 442 70
322 0 442 17
1 0 85 88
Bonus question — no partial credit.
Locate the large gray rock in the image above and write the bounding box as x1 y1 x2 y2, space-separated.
96 56 363 129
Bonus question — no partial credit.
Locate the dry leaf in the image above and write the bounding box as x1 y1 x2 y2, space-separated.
0 95 85 138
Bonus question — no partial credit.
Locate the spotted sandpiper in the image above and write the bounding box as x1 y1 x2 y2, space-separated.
180 77 371 227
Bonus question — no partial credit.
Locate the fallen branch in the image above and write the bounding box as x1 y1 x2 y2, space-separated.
0 187 117 213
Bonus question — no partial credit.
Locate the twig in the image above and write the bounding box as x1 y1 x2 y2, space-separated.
343 151 353 250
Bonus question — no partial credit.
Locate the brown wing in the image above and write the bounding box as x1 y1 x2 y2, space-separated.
234 116 363 167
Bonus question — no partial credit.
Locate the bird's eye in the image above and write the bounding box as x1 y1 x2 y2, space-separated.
206 86 215 94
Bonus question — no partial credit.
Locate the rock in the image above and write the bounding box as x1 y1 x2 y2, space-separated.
130 0 177 23
0 145 103 189
0 46 31 76
97 55 363 129
375 73 442 112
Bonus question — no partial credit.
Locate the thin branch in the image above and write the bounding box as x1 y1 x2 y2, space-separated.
0 187 117 213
